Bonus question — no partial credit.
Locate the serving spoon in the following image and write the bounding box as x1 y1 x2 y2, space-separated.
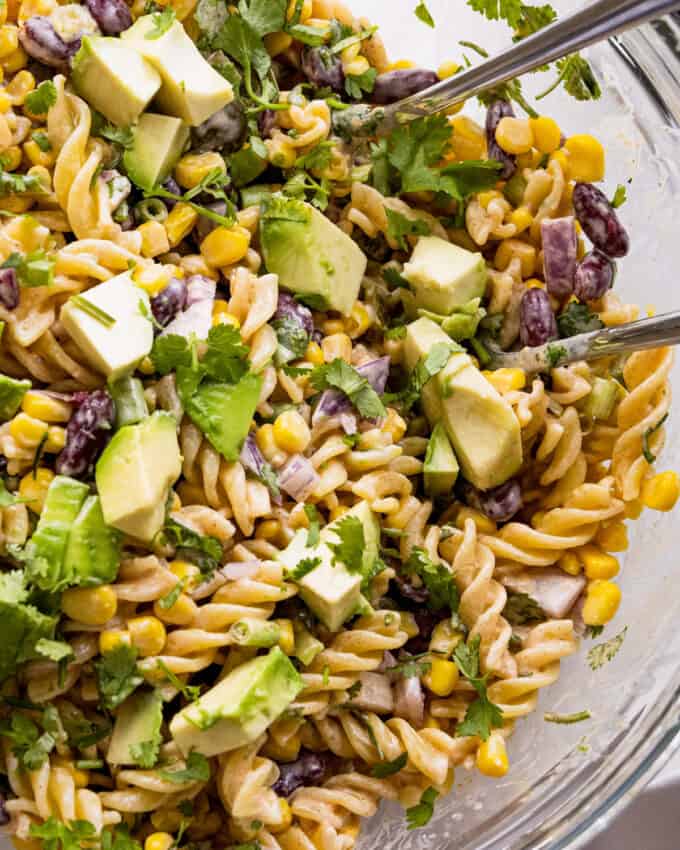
339 0 680 136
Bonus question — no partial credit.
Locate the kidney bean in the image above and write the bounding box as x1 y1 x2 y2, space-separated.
274 292 314 337
371 69 439 105
195 201 228 244
20 17 80 70
160 177 181 210
485 100 516 180
258 109 276 139
574 250 615 302
0 268 19 310
84 0 130 34
151 278 188 327
56 390 115 478
191 101 247 154
272 751 337 797
464 479 523 523
519 287 558 347
301 46 345 93
572 182 630 258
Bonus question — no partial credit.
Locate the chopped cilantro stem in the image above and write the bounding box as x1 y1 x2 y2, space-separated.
544 710 591 724
69 295 116 328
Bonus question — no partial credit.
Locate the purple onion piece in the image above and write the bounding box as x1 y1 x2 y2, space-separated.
278 454 319 502
274 292 314 337
519 288 558 347
574 250 615 302
150 278 188 328
20 17 80 70
272 751 337 797
161 299 213 340
312 358 389 430
258 109 276 139
55 389 115 478
162 177 181 210
541 216 577 299
240 433 265 477
505 568 586 620
572 182 630 259
371 69 440 105
464 479 523 523
186 275 216 306
393 674 425 728
486 100 516 180
301 46 345 93
357 357 390 395
84 0 131 34
0 267 19 310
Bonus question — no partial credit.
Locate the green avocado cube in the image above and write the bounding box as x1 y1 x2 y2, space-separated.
96 411 182 543
0 374 30 421
260 195 367 316
107 688 163 766
424 422 459 497
123 113 190 193
170 647 302 758
63 496 122 587
71 36 161 127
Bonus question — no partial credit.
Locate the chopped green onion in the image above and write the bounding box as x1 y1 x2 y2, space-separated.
69 295 116 328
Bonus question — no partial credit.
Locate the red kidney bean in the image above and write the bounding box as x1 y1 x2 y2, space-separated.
464 479 523 522
84 0 131 34
572 182 630 258
574 250 615 301
519 287 558 347
191 101 246 154
301 46 345 93
151 278 188 327
257 108 276 139
20 17 80 70
371 69 439 105
0 268 19 310
56 390 115 478
272 751 337 797
541 216 577 299
486 100 516 180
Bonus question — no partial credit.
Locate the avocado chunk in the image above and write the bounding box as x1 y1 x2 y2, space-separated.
0 571 57 682
63 496 122 587
71 36 161 127
108 375 148 429
60 272 154 380
170 646 302 758
107 688 163 767
404 236 487 316
96 411 182 542
121 16 233 126
184 372 263 462
260 195 367 316
424 422 459 497
0 374 30 421
277 500 380 631
582 376 619 421
123 113 190 192
24 476 90 591
404 318 522 491
417 298 485 342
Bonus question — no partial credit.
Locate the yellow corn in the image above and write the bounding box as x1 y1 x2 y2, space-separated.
558 551 582 576
21 390 71 422
447 115 487 161
1 44 26 72
529 116 561 154
381 407 407 443
169 559 201 590
455 506 496 534
477 189 502 209
256 423 279 462
305 341 325 366
45 426 66 453
61 585 118 626
212 308 240 329
145 834 174 850
2 144 20 170
275 619 295 655
154 592 195 626
269 798 293 834
564 134 605 182
262 734 301 763
200 225 250 267
164 203 199 248
9 412 48 447
548 149 570 180
495 238 537 278
132 264 172 296
137 356 155 375
256 518 282 541
596 521 629 553
18 467 54 514
99 629 131 654
264 30 293 56
386 59 416 71
138 220 170 259
509 206 533 234
174 152 226 190
582 579 621 626
424 657 459 697
322 332 352 363
273 409 311 454
429 620 463 655
287 0 311 22
482 367 525 394
322 318 344 335
578 545 619 580
641 471 680 512
476 733 509 777
345 301 372 338
5 67 33 103
525 277 545 289
0 25 18 58
128 616 167 657
437 59 460 80
24 137 56 168
495 117 534 155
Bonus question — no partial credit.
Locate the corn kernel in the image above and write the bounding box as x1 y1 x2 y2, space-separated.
212 310 240 328
579 545 619 580
262 734 301 763
476 733 509 777
437 60 460 80
256 423 278 462
273 409 311 454
99 629 131 654
495 239 536 278
386 59 416 71
447 115 487 161
564 134 605 182
529 116 562 154
275 618 295 655
201 225 250 267
145 834 174 850
509 206 533 234
154 592 195 626
287 0 311 22
322 332 352 363
62 585 118 626
2 45 27 72
478 189 502 209
18 467 53 513
45 425 66 453
322 318 344 335
549 149 570 180
525 277 545 289
175 152 226 190
128 616 166 657
164 203 199 248
256 519 281 541
5 68 33 104
132 264 172 296
559 551 582 576
582 579 621 626
264 30 293 56
482 367 525 394
455 506 496 534
21 390 71 422
305 341 325 366
596 521 629 553
495 117 534 155
24 137 56 168
2 144 20 170
268 797 293 834
641 471 680 512
381 407 407 442
424 657 459 697
10 412 48 447
0 25 18 58
169 559 201 589
345 301 372 339
138 220 170 259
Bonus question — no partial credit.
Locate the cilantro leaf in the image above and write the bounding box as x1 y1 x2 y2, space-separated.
385 209 430 251
467 0 523 27
587 626 627 670
385 341 458 411
31 131 51 152
304 503 321 547
130 738 160 769
502 592 545 625
453 635 504 740
345 67 377 100
385 324 407 340
24 80 57 114
201 323 250 383
156 659 201 702
150 334 193 374
557 303 605 338
537 54 601 102
310 358 387 420
514 3 556 37
35 637 74 663
388 115 452 193
406 786 438 829
30 817 97 850
371 752 408 777
295 141 335 172
287 556 321 581
439 159 503 202
145 7 176 38
91 111 135 149
160 750 211 783
642 413 668 465
162 518 223 578
326 514 365 573
95 644 143 711
0 713 56 770
239 0 287 37
272 316 310 364
403 547 459 612
546 343 567 368
158 579 185 611
415 0 435 26
611 184 627 208
386 653 432 679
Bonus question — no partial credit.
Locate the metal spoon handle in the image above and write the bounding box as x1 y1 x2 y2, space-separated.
375 0 680 131
490 310 680 371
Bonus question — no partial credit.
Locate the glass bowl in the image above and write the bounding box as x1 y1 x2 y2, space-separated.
354 1 680 848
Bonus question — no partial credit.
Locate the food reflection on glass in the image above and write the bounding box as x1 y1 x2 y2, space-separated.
0 0 676 848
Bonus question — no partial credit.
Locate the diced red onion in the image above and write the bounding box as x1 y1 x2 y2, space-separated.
357 356 390 394
393 675 425 728
278 454 319 502
541 216 577 299
347 672 394 714
0 267 19 310
161 299 213 340
505 568 586 619
240 433 265 476
312 357 389 430
186 275 216 306
378 651 397 672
